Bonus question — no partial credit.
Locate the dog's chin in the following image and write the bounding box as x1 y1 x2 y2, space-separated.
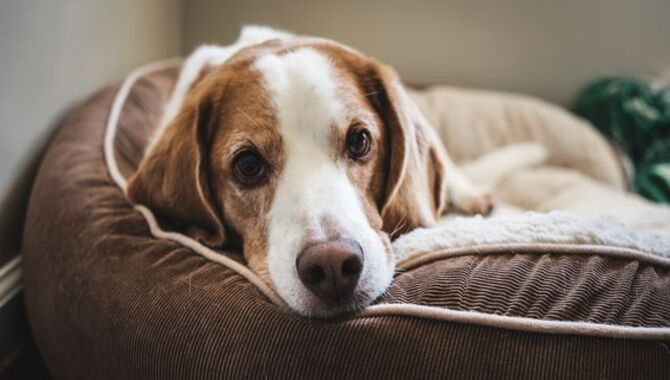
289 295 378 319
288 287 387 319
277 268 395 318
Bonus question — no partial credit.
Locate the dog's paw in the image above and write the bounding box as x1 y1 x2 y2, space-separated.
454 190 495 215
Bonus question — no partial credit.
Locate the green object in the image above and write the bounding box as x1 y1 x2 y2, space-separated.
574 78 670 203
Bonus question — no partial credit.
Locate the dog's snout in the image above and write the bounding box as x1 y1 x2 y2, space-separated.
296 239 363 302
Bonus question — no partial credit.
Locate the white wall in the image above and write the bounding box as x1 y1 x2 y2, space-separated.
0 0 181 191
183 0 670 106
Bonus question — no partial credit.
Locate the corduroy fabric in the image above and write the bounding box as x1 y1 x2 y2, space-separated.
386 253 670 326
21 68 670 379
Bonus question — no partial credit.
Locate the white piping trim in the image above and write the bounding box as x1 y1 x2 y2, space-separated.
103 58 182 188
397 243 670 271
104 60 670 339
0 256 22 308
360 304 670 339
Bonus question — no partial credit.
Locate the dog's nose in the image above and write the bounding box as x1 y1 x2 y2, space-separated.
296 239 363 302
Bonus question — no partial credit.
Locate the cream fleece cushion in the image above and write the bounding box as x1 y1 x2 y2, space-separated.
409 86 626 189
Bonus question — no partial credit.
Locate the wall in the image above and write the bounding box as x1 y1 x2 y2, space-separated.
0 0 181 193
0 0 181 263
182 0 670 106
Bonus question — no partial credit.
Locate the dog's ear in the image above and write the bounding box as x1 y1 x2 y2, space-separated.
127 88 226 246
361 62 449 237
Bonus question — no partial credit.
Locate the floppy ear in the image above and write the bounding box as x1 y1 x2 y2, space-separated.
362 62 449 237
127 91 226 246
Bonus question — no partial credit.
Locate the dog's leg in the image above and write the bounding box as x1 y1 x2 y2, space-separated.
443 151 495 215
448 142 548 215
461 143 548 189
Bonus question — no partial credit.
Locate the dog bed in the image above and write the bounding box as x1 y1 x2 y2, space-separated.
22 61 670 379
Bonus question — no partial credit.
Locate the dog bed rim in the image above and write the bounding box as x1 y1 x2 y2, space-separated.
103 59 670 339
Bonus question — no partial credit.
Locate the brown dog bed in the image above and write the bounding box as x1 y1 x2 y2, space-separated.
22 62 670 379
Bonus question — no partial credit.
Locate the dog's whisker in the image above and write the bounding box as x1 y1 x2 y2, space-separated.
389 216 408 238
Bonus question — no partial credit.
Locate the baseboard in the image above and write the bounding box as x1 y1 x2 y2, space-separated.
0 256 22 309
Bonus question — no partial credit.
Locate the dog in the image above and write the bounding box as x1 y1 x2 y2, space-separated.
128 26 495 317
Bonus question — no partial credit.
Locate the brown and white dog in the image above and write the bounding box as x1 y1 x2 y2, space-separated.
128 26 493 317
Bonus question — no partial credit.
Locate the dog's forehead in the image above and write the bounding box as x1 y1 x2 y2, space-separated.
252 47 348 148
207 41 375 163
209 40 371 125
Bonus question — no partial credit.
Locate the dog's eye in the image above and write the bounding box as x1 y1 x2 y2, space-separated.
232 150 266 185
346 129 371 160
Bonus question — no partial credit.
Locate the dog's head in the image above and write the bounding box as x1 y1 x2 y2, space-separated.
128 31 448 317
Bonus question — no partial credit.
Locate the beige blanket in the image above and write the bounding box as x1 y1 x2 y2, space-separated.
410 87 670 234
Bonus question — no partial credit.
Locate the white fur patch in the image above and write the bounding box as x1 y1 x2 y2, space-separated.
255 48 393 316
